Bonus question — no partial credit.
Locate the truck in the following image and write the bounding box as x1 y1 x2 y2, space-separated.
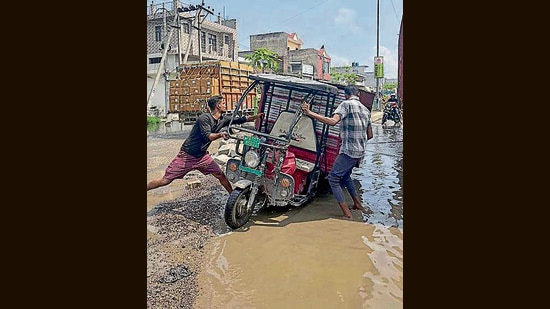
168 61 258 122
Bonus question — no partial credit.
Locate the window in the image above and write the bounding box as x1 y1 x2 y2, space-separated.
155 26 162 42
322 61 330 74
183 23 190 34
208 34 217 53
200 32 206 52
149 57 161 64
224 35 230 45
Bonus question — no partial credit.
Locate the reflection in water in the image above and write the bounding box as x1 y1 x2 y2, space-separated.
353 123 403 228
361 227 404 307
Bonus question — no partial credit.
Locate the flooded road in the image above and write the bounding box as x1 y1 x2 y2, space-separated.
148 121 403 308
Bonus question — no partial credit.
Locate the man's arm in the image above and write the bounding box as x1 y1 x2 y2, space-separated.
208 131 227 141
245 112 264 122
301 103 341 126
197 115 228 141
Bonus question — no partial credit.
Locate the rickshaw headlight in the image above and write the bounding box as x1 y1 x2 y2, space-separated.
225 159 240 183
278 175 294 198
244 150 260 168
280 188 289 197
280 178 291 188
228 162 238 172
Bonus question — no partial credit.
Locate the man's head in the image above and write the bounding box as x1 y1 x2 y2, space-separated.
390 94 396 98
207 95 226 112
344 85 359 98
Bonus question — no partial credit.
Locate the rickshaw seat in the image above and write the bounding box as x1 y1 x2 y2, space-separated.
295 158 314 172
269 111 318 168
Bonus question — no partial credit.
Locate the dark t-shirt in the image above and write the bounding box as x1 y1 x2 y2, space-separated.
387 97 398 107
181 113 247 157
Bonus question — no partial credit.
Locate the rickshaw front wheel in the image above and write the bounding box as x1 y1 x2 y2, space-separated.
225 187 254 229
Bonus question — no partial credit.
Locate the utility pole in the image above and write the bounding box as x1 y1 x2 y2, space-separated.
147 4 179 110
196 0 214 63
175 0 182 65
182 11 197 64
180 2 213 64
197 2 204 63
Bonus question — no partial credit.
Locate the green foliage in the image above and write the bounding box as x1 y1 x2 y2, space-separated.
147 116 161 124
383 82 398 91
330 66 358 85
245 47 279 73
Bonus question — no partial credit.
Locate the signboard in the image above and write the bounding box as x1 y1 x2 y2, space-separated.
302 64 313 75
374 56 384 78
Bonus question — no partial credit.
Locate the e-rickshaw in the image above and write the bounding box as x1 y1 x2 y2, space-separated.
223 74 373 229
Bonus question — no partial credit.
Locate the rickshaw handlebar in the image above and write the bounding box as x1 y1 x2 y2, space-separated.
228 125 288 143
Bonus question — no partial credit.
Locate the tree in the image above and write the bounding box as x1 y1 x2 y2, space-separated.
383 82 398 91
245 47 279 73
330 66 358 85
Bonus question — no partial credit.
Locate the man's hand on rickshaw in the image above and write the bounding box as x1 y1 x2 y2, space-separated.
301 103 311 116
219 128 230 140
247 112 264 122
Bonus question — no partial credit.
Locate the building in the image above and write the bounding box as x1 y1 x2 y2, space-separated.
332 62 397 92
239 32 331 81
331 62 370 87
146 1 239 114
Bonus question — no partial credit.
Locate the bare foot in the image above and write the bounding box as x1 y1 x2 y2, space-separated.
338 202 353 218
351 204 370 215
351 204 365 210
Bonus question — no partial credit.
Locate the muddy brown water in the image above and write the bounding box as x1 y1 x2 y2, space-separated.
148 122 403 308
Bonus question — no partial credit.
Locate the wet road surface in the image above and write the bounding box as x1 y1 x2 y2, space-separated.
148 120 403 308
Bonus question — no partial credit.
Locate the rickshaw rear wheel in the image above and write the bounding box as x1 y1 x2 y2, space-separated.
225 187 254 229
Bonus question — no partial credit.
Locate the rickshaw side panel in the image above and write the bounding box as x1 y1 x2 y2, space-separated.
320 86 375 171
253 76 374 173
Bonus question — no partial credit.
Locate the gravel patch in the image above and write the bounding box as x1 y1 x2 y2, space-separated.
147 173 231 308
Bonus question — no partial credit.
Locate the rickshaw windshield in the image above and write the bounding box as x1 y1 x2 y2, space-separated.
227 74 339 128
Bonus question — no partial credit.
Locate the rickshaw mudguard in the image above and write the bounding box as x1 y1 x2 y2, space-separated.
233 179 253 190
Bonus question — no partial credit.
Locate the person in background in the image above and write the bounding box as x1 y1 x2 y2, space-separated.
147 95 264 193
386 94 399 107
301 85 370 219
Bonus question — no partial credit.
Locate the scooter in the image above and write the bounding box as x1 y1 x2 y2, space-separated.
381 101 402 126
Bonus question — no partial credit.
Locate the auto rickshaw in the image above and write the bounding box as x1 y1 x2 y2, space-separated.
222 74 373 229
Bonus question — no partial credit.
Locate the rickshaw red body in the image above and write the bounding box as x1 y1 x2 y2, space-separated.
222 74 374 229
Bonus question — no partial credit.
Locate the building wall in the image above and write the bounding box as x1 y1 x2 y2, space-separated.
287 33 302 50
248 32 330 80
289 49 320 77
316 47 331 81
147 73 169 113
249 32 289 56
146 13 238 63
146 2 239 113
288 40 301 50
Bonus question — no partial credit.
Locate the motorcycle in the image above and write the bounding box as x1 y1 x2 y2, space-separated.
221 74 375 229
381 101 402 126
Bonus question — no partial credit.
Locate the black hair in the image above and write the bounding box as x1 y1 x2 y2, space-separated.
207 95 223 111
344 85 359 96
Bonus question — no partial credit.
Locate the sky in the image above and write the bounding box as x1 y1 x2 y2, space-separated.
149 0 403 79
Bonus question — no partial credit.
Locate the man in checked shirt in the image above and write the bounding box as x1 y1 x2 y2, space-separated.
301 85 371 219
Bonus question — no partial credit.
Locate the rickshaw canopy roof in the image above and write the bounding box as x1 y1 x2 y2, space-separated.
249 74 339 95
